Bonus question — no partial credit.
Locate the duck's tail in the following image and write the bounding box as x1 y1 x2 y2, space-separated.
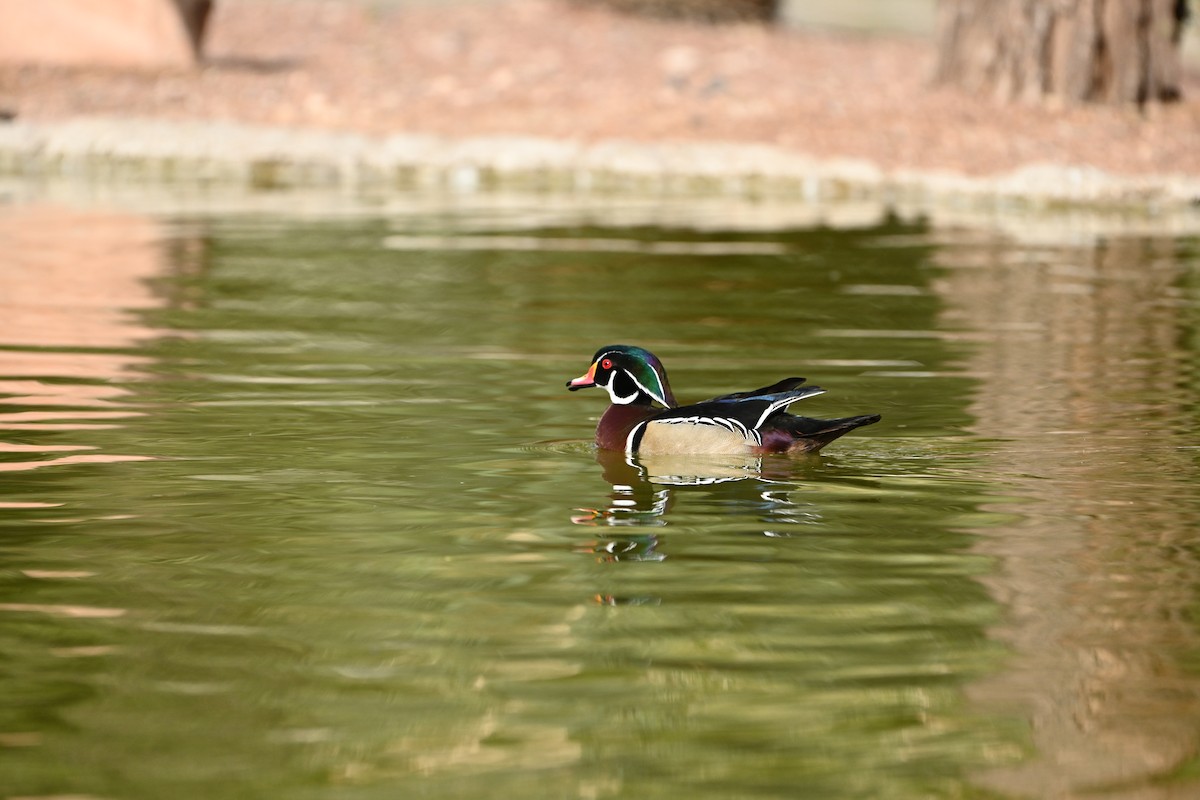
781 413 882 453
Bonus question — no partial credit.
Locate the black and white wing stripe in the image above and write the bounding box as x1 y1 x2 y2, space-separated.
626 383 827 454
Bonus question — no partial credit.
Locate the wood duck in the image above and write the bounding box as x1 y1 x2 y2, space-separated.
567 344 881 455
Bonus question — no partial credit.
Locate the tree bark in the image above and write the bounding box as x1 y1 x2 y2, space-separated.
575 0 779 23
934 0 1189 105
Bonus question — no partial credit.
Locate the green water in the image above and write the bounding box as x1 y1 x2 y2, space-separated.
2 201 1199 799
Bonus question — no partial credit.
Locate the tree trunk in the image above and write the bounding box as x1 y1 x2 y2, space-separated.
576 0 779 24
933 0 1189 105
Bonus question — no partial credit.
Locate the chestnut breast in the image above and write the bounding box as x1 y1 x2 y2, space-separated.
595 403 659 451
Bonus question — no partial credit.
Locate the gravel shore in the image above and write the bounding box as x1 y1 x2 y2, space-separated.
1 0 1198 211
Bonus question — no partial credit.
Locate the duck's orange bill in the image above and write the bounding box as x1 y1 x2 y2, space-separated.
567 361 598 390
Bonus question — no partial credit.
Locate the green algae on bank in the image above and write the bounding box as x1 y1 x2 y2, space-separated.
2 117 1199 217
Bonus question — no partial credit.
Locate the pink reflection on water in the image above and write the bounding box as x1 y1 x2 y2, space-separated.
0 204 166 472
0 207 164 348
0 603 127 618
0 453 156 472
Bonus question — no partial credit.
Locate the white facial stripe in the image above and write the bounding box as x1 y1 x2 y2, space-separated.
627 371 669 407
603 367 667 406
603 371 639 405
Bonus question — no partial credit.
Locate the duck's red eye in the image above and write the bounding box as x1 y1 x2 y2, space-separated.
601 358 613 370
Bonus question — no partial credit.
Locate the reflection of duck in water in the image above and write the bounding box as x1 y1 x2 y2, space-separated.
573 448 822 528
571 450 669 565
572 448 829 581
566 345 880 456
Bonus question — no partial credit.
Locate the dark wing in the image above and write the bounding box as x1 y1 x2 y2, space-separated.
704 377 808 404
654 384 826 432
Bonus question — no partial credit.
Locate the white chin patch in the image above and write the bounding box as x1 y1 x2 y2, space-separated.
604 373 639 405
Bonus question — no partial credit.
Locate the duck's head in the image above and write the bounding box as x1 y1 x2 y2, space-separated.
567 345 677 407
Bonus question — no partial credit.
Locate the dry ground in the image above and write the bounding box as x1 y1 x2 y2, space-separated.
1 0 1198 180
